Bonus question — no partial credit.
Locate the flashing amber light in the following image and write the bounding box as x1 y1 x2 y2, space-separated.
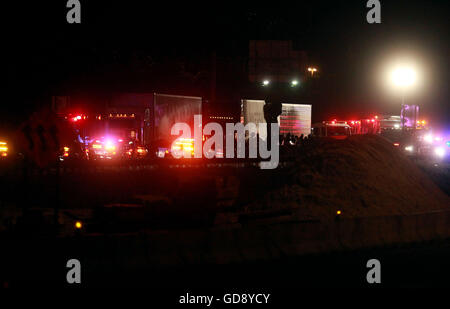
0 141 8 157
75 221 82 229
336 210 342 215
137 147 146 154
172 138 195 154
104 144 116 151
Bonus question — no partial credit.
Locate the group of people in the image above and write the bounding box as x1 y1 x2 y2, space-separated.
279 133 312 147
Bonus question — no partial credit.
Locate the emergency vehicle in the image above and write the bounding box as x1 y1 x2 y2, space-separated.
312 121 352 140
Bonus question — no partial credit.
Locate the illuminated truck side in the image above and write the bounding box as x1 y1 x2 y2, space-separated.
240 99 312 138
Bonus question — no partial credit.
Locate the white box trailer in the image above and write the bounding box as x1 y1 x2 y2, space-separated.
277 103 312 137
153 94 202 143
240 99 266 138
241 99 312 137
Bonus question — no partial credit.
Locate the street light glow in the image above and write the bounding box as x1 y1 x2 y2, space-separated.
262 80 270 86
291 80 298 86
307 67 318 76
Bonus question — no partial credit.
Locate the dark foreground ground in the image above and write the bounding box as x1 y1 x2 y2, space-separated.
1 136 449 288
2 235 450 288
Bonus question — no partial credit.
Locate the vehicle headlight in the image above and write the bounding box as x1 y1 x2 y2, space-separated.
424 134 433 143
434 147 445 158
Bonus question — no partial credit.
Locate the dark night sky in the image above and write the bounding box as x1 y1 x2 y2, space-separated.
2 1 449 129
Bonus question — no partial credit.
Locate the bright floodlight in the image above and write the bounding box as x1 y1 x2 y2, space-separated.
262 80 270 86
391 66 417 88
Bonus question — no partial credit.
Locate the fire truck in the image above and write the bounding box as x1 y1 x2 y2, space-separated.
312 121 352 140
59 93 202 160
61 112 148 160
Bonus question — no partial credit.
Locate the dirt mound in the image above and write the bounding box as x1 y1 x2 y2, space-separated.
246 135 450 219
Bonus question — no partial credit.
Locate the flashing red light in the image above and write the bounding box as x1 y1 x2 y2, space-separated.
351 121 355 125
71 115 84 122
